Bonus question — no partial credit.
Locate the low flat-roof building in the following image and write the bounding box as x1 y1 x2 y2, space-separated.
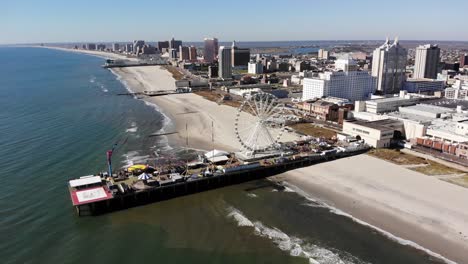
383 105 446 140
298 98 353 123
426 119 468 143
343 119 404 148
398 104 454 119
299 101 339 121
403 78 445 93
364 92 419 113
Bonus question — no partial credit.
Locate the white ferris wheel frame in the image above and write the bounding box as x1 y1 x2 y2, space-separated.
234 92 286 152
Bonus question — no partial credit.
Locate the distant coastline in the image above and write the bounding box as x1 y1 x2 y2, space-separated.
36 46 468 263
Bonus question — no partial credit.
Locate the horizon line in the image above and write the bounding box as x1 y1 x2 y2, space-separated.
2 39 468 46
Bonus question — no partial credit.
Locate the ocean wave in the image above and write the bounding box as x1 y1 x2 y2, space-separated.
142 100 173 151
142 100 172 129
125 127 138 133
121 150 151 168
283 186 296 192
100 84 108 93
281 182 457 264
227 207 254 227
246 193 258 198
110 69 174 153
109 69 136 97
226 206 361 264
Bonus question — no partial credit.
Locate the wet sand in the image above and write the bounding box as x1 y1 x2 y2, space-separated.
277 155 468 263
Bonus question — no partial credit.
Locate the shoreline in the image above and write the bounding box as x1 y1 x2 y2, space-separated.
39 45 139 61
46 47 467 263
276 155 468 264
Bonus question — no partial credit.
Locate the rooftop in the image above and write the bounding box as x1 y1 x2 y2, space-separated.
406 78 443 83
402 104 454 115
422 98 468 109
367 96 415 104
346 118 402 131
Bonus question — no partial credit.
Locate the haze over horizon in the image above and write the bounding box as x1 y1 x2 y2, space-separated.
2 0 468 44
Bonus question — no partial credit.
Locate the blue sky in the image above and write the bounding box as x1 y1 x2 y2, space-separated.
1 0 467 44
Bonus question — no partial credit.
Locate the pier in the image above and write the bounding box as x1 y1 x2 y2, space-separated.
102 58 168 69
117 88 191 97
69 147 369 216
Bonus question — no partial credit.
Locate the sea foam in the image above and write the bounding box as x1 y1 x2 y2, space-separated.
281 182 458 264
109 69 174 153
226 206 361 264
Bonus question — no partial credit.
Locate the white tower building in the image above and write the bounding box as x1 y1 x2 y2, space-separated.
372 38 408 94
302 55 376 102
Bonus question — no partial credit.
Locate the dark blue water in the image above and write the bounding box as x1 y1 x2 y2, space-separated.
0 47 450 264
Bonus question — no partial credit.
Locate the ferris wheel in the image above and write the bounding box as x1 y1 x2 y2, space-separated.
234 93 286 153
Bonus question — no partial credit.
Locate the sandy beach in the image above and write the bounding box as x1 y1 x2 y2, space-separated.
112 65 300 152
278 155 468 263
55 48 468 263
112 62 467 263
43 46 138 61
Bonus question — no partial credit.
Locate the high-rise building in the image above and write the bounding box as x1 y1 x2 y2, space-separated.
302 56 376 102
179 46 190 61
218 46 232 79
170 38 182 50
318 49 329 60
267 58 277 72
231 41 250 67
97 44 106 51
170 49 178 60
86 43 96 50
204 37 218 63
189 46 197 62
158 41 169 52
208 65 218 78
133 40 145 54
460 53 468 68
142 45 156 55
372 38 408 94
413 44 440 79
112 43 120 52
335 54 358 72
124 43 133 53
248 61 264 74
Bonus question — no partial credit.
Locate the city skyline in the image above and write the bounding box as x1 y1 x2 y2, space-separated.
2 0 468 44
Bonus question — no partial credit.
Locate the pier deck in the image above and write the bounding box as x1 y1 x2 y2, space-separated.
69 148 368 216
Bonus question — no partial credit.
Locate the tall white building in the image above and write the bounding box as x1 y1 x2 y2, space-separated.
248 61 263 74
204 37 218 63
413 44 440 79
302 56 376 102
218 46 232 79
372 38 407 94
318 49 329 60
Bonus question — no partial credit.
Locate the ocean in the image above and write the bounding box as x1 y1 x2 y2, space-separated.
0 47 449 264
